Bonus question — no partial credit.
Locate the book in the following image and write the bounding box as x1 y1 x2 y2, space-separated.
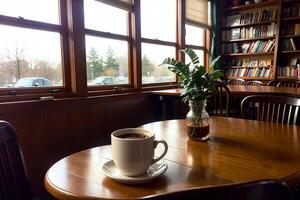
249 59 259 67
290 38 297 50
259 59 267 66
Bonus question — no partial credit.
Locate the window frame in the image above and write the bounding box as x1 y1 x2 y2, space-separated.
0 0 71 97
0 0 211 102
84 0 134 93
139 0 179 87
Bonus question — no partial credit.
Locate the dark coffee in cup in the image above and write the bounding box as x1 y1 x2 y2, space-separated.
117 133 148 139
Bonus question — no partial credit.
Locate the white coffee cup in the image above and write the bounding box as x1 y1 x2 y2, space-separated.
111 128 168 177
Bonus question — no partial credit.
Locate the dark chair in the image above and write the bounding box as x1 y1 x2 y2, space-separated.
207 81 231 116
0 121 54 200
226 78 246 85
143 180 293 200
281 171 300 200
277 80 300 88
246 80 263 86
267 80 279 86
241 95 300 125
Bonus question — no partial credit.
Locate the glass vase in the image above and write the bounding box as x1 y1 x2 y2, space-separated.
186 100 210 141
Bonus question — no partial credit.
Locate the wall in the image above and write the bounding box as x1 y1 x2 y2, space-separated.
0 92 161 195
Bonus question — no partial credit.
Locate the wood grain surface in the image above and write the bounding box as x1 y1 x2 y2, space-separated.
45 117 300 199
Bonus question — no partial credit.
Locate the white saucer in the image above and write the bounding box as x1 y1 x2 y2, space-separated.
102 160 168 184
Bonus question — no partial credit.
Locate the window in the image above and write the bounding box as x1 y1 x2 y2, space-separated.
185 24 206 66
84 0 130 87
0 0 66 93
140 0 177 84
0 0 211 101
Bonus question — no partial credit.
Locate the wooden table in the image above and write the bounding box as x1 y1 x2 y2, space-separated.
152 85 300 97
152 86 300 119
45 117 300 200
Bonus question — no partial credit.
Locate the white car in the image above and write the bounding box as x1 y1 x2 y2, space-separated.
15 77 53 87
92 76 114 85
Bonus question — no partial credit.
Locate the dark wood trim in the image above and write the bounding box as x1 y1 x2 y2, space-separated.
85 29 130 42
0 14 61 32
141 38 177 47
185 45 206 51
95 0 134 12
132 0 142 90
59 0 72 92
67 0 87 96
177 0 185 63
185 19 210 30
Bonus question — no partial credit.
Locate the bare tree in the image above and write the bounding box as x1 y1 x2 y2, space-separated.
0 45 28 81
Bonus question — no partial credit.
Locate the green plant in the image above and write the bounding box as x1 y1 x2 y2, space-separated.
160 48 223 103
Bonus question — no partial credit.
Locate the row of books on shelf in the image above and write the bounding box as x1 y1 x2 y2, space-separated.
224 9 277 27
222 23 276 41
225 68 272 78
223 58 273 67
221 40 275 54
281 24 300 36
282 6 300 18
277 65 300 78
280 38 298 51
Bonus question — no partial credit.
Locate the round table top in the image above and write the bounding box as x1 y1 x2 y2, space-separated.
45 116 300 200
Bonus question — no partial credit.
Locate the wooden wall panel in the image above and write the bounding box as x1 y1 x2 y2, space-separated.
0 93 160 196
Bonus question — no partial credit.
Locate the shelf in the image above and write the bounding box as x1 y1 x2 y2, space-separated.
225 1 278 12
222 21 277 30
282 16 300 22
280 50 300 54
222 52 274 57
225 76 273 80
221 36 275 43
277 76 300 80
223 66 272 69
280 35 300 38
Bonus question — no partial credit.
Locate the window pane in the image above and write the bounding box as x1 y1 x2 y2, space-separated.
0 0 59 24
141 0 176 42
85 36 129 86
84 0 128 35
185 49 205 67
142 43 176 84
0 25 63 88
185 24 204 46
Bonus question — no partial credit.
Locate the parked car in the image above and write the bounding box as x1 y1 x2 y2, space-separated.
92 76 114 85
15 77 53 87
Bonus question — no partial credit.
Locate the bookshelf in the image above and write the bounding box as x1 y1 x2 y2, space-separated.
220 0 280 81
277 0 300 80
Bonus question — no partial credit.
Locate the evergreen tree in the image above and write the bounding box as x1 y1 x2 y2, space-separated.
105 46 119 71
142 55 155 76
87 48 104 80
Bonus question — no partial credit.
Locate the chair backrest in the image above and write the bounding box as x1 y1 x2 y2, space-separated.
267 80 279 86
281 171 300 200
241 95 300 125
246 80 263 86
143 180 293 200
0 121 31 200
207 81 231 116
226 78 246 85
277 80 300 88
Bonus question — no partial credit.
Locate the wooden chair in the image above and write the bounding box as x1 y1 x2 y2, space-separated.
0 121 53 200
144 180 293 200
277 80 300 88
241 95 300 125
267 80 279 86
226 78 246 85
246 80 263 86
207 81 231 116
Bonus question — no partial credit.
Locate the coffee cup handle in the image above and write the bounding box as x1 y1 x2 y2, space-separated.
152 140 168 164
